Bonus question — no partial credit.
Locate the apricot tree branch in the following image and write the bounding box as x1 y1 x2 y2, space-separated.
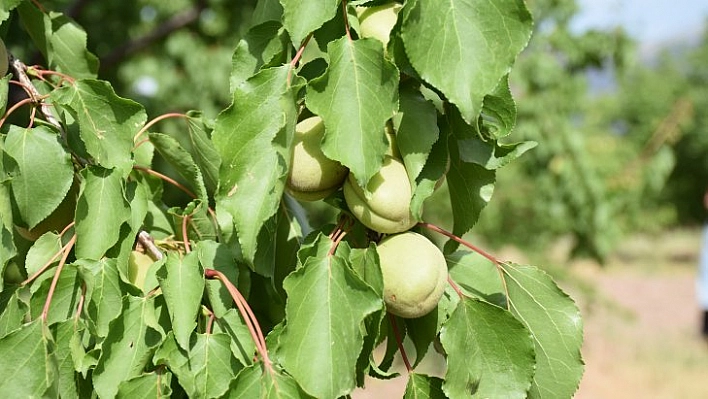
101 3 206 69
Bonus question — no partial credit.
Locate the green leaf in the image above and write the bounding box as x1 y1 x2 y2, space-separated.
401 0 532 123
212 308 257 367
153 332 239 399
77 258 123 338
116 371 173 399
500 263 584 398
446 250 505 307
444 142 496 253
149 132 207 201
25 232 62 285
224 362 312 398
404 373 446 399
92 295 164 399
403 310 440 368
0 286 29 338
186 111 221 195
75 166 131 260
440 297 535 399
156 251 204 351
280 0 339 45
29 266 81 325
3 125 74 229
479 75 517 139
197 240 240 318
18 3 98 78
230 21 288 91
51 79 147 173
458 139 537 170
53 319 91 399
395 85 439 183
0 319 57 398
277 234 382 398
213 66 301 264
306 37 399 187
0 0 22 24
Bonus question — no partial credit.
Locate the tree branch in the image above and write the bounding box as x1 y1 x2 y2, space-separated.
101 3 206 69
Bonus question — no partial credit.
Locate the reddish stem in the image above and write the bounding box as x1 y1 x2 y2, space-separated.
181 215 192 253
342 0 352 41
205 308 215 335
133 165 197 199
75 283 86 321
447 276 465 299
288 33 312 85
0 96 36 129
417 222 500 265
22 233 76 286
41 234 76 323
388 313 412 372
420 222 512 310
134 112 189 143
204 268 274 375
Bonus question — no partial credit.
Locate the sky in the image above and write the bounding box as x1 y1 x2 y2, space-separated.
572 0 708 52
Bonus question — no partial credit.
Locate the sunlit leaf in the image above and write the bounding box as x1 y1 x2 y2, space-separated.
280 0 339 45
116 371 173 399
3 125 73 229
440 297 535 399
213 65 301 264
156 251 204 350
74 166 131 260
277 234 382 398
51 79 146 173
224 362 312 398
0 320 57 397
154 332 239 398
404 373 446 399
401 0 532 123
306 37 399 187
501 263 584 398
92 295 164 399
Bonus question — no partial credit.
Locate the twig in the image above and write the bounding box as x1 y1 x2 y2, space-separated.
9 57 66 137
101 4 206 69
137 230 164 261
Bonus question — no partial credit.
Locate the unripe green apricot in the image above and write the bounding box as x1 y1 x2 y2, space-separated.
0 39 7 77
286 116 348 201
356 2 402 49
377 231 447 318
343 156 416 233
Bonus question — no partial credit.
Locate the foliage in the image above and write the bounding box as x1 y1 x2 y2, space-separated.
469 0 699 261
0 1 584 398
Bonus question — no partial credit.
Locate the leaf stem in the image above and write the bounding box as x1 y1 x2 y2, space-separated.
0 96 36 129
22 232 77 286
133 165 197 199
419 222 512 310
181 215 192 253
288 33 312 85
41 234 76 323
417 222 500 265
133 112 189 144
342 0 352 41
388 313 412 372
204 268 274 375
447 276 466 299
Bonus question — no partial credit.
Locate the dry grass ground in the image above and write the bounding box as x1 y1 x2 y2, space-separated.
354 228 708 398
